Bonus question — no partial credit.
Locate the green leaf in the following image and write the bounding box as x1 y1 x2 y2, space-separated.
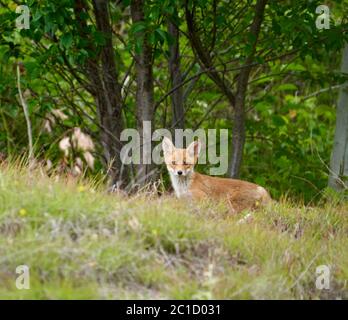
276 83 298 91
32 10 43 22
154 28 167 44
135 37 143 54
286 63 306 72
131 22 147 34
93 31 106 46
272 115 287 127
60 33 73 49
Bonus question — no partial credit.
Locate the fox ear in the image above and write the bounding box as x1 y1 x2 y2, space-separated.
187 140 201 158
162 136 174 154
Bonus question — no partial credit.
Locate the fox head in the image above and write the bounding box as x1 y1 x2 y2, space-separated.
162 137 201 177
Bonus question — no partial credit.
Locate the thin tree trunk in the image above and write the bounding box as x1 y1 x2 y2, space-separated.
229 0 267 178
93 0 126 187
74 0 127 187
329 44 348 191
168 14 185 143
16 63 33 161
131 0 155 186
185 0 267 178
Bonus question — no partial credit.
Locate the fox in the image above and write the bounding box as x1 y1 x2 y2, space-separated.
162 137 271 214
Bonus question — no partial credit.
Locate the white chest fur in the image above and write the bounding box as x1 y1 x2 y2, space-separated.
169 173 192 198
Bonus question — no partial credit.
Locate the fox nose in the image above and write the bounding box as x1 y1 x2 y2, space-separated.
177 170 183 175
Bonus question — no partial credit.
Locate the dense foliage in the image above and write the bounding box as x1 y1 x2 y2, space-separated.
0 0 348 201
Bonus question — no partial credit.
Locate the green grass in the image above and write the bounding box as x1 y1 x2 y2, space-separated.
0 164 347 299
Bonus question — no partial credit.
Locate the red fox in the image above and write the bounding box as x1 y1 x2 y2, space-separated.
162 137 271 213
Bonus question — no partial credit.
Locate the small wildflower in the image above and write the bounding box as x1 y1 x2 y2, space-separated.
19 208 27 216
91 233 98 241
77 185 86 192
88 261 97 267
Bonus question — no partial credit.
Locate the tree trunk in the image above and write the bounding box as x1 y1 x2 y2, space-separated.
328 43 348 191
229 0 267 178
185 0 267 178
131 0 155 186
230 106 245 178
74 0 127 187
168 14 185 141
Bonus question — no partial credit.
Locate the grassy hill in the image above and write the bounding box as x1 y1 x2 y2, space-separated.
0 164 347 299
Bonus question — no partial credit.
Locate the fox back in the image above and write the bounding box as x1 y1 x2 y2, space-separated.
162 137 271 213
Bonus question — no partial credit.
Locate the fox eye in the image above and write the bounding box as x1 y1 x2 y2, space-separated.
183 160 187 165
171 160 176 165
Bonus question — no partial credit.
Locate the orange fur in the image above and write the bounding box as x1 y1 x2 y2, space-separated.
162 137 271 213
